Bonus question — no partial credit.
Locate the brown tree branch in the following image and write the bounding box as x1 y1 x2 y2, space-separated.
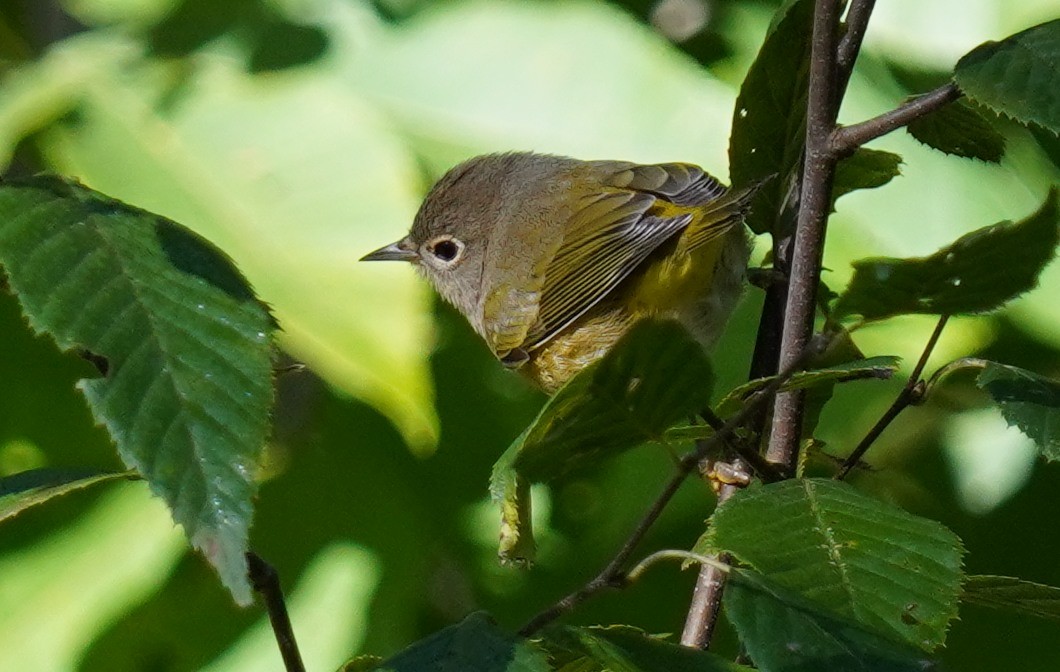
681 1 889 647
247 552 305 672
831 83 962 156
836 0 877 93
766 0 844 469
681 0 964 654
679 481 738 648
836 316 949 479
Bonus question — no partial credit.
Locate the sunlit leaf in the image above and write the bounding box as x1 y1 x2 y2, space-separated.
963 575 1060 621
835 189 1059 319
0 468 134 522
491 320 713 563
726 570 941 672
728 0 813 235
0 177 275 605
0 486 185 671
346 1 735 171
906 100 1006 162
0 33 437 452
977 362 1060 459
955 19 1060 134
700 479 964 650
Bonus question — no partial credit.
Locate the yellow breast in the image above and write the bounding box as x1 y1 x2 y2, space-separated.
627 232 726 317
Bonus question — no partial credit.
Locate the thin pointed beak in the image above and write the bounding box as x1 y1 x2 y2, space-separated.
360 239 418 262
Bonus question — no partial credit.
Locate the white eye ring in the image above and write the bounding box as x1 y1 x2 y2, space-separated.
425 236 464 265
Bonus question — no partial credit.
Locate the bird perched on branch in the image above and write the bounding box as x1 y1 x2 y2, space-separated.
363 151 755 393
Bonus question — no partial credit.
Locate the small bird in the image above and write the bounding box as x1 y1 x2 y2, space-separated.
362 152 754 393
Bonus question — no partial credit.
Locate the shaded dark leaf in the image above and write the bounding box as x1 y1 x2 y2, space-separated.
1030 123 1060 169
0 468 135 523
728 0 814 235
348 612 550 672
835 189 1059 320
963 575 1060 621
977 362 1060 459
832 148 903 206
538 625 752 672
955 19 1060 134
906 100 1006 162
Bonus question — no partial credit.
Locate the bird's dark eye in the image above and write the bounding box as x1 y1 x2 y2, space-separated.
431 238 461 262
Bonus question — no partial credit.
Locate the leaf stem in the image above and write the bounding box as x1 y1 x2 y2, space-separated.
831 83 962 156
836 315 949 479
626 550 732 583
247 552 305 672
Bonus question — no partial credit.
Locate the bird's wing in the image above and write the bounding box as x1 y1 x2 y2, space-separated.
521 190 691 351
599 161 729 207
481 162 747 361
603 161 756 251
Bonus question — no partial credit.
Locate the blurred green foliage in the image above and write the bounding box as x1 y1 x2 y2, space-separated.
0 0 1059 671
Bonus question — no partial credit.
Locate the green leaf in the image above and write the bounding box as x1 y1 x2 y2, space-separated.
700 479 964 650
1031 123 1060 170
725 570 941 672
0 468 134 522
963 575 1060 621
0 177 275 605
976 362 1060 459
491 320 713 563
955 19 1060 134
835 189 1059 320
1 33 438 452
538 625 753 672
664 356 898 445
832 149 903 207
728 0 813 235
715 356 900 417
906 100 1006 162
353 612 550 672
339 655 384 672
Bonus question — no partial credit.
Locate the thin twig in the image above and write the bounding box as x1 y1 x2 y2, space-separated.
519 336 829 637
247 552 306 672
836 315 949 479
699 408 784 482
836 0 877 94
831 83 962 156
766 0 843 469
679 482 738 648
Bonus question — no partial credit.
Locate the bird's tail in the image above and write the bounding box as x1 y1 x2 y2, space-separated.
683 176 770 251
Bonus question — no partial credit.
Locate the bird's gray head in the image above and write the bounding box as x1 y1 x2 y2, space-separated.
360 154 513 328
